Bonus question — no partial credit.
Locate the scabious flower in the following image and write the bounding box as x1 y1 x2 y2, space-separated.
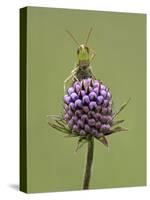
48 76 129 190
64 78 113 139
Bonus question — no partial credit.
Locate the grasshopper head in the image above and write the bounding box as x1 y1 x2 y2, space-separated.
77 44 90 63
66 28 92 66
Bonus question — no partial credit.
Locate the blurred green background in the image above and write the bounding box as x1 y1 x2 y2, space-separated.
26 7 146 193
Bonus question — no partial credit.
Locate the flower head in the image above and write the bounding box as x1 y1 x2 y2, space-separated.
64 78 113 139
48 78 129 147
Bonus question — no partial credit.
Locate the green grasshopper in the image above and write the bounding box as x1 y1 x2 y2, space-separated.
64 28 96 91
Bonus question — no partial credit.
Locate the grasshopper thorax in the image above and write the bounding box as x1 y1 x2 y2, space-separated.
77 44 90 68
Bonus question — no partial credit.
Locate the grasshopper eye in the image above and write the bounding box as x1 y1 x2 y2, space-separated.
77 48 80 54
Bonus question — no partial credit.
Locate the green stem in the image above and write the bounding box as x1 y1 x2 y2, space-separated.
82 137 94 189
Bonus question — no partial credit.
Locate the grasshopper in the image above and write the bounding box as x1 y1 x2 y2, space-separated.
64 28 96 91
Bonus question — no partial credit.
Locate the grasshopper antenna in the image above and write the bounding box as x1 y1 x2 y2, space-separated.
85 27 93 45
66 30 80 46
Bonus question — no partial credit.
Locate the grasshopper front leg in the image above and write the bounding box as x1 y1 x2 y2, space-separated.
90 49 96 62
88 65 96 80
64 74 73 92
64 66 79 92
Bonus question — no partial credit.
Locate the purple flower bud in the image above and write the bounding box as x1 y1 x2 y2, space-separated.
82 106 89 113
64 104 69 112
86 78 92 84
91 128 98 136
107 106 112 114
72 124 79 133
68 87 74 95
73 82 80 88
81 114 88 123
95 113 101 120
68 110 74 117
97 96 104 105
108 101 112 106
75 84 80 93
70 92 78 101
88 111 95 118
77 119 84 128
75 110 83 117
64 95 71 104
93 80 100 88
83 95 90 104
64 113 70 121
89 92 97 101
101 124 110 133
88 86 93 93
80 129 86 136
89 101 97 110
96 121 101 129
103 99 109 107
93 87 99 95
84 124 91 133
105 87 109 92
102 107 108 115
101 84 106 90
75 99 82 108
107 92 112 100
80 90 86 97
72 115 78 123
101 115 108 123
100 90 107 98
95 132 101 138
83 79 89 88
96 105 102 112
93 112 99 120
88 119 96 126
69 102 75 111
107 116 113 124
68 119 73 128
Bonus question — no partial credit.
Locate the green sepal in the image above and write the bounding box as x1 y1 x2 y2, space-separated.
113 98 131 119
48 121 70 135
96 134 109 147
47 115 71 135
105 126 128 136
75 136 88 152
112 119 125 126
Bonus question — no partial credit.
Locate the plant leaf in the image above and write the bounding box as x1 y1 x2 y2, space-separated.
113 98 131 119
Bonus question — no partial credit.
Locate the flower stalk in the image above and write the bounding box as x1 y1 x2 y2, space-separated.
83 137 94 189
